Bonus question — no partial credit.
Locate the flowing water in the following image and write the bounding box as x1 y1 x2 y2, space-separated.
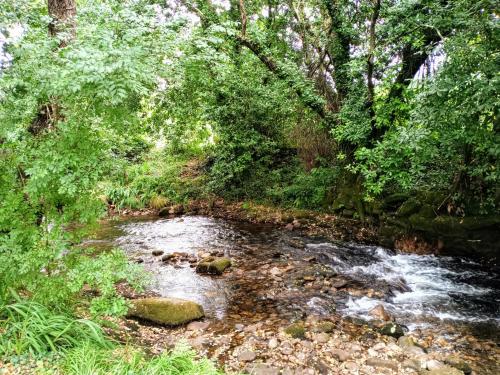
88 215 500 344
89 216 500 341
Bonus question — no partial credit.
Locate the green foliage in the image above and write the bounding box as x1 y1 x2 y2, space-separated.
62 342 222 375
0 297 109 357
268 167 339 209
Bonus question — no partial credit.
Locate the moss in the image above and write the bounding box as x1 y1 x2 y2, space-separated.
315 321 335 333
128 297 204 325
379 322 404 338
396 198 422 217
418 204 436 218
444 356 472 375
285 323 306 339
383 193 410 209
196 257 231 275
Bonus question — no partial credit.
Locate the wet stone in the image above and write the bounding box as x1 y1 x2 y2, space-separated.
379 322 405 339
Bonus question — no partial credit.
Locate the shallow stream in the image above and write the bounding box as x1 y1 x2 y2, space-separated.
87 215 500 346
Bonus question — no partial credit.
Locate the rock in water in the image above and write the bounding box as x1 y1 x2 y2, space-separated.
369 304 392 321
379 322 405 338
196 256 231 275
128 297 204 325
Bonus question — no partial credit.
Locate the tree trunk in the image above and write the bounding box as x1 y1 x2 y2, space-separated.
48 0 76 46
28 0 76 135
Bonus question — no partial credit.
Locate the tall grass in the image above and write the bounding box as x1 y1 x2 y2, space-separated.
0 299 110 356
62 342 222 375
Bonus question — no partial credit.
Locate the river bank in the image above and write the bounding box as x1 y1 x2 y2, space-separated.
87 211 500 375
109 197 500 262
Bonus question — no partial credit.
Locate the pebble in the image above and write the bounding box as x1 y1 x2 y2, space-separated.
365 358 399 371
426 359 446 370
186 321 210 331
330 349 351 362
246 363 279 375
268 338 279 349
315 332 330 343
238 350 256 362
344 361 359 372
281 343 294 355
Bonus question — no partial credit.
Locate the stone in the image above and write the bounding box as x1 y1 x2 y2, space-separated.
268 338 279 349
344 361 358 372
281 342 294 355
372 342 386 351
269 267 282 276
246 363 279 375
186 321 210 331
402 359 424 371
315 332 330 343
331 279 348 288
188 336 207 348
398 335 416 348
404 345 426 356
330 349 351 362
365 358 399 371
196 256 231 275
161 254 174 262
426 360 446 371
444 356 472 375
379 322 405 338
284 323 306 339
396 198 422 217
285 223 294 231
127 297 204 326
152 250 164 256
369 304 392 321
314 321 335 333
314 360 330 375
168 204 184 215
238 350 256 362
158 207 170 217
425 366 465 375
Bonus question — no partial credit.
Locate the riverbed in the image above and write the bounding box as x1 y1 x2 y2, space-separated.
86 215 500 374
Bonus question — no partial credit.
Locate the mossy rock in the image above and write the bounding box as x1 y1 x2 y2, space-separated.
314 321 335 333
128 297 204 326
396 198 422 217
383 193 410 209
418 204 436 219
285 323 306 339
379 322 405 339
196 257 231 275
408 214 435 233
416 190 447 206
444 356 472 375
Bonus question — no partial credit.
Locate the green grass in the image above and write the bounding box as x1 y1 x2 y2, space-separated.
62 342 222 375
0 299 110 356
0 298 222 374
